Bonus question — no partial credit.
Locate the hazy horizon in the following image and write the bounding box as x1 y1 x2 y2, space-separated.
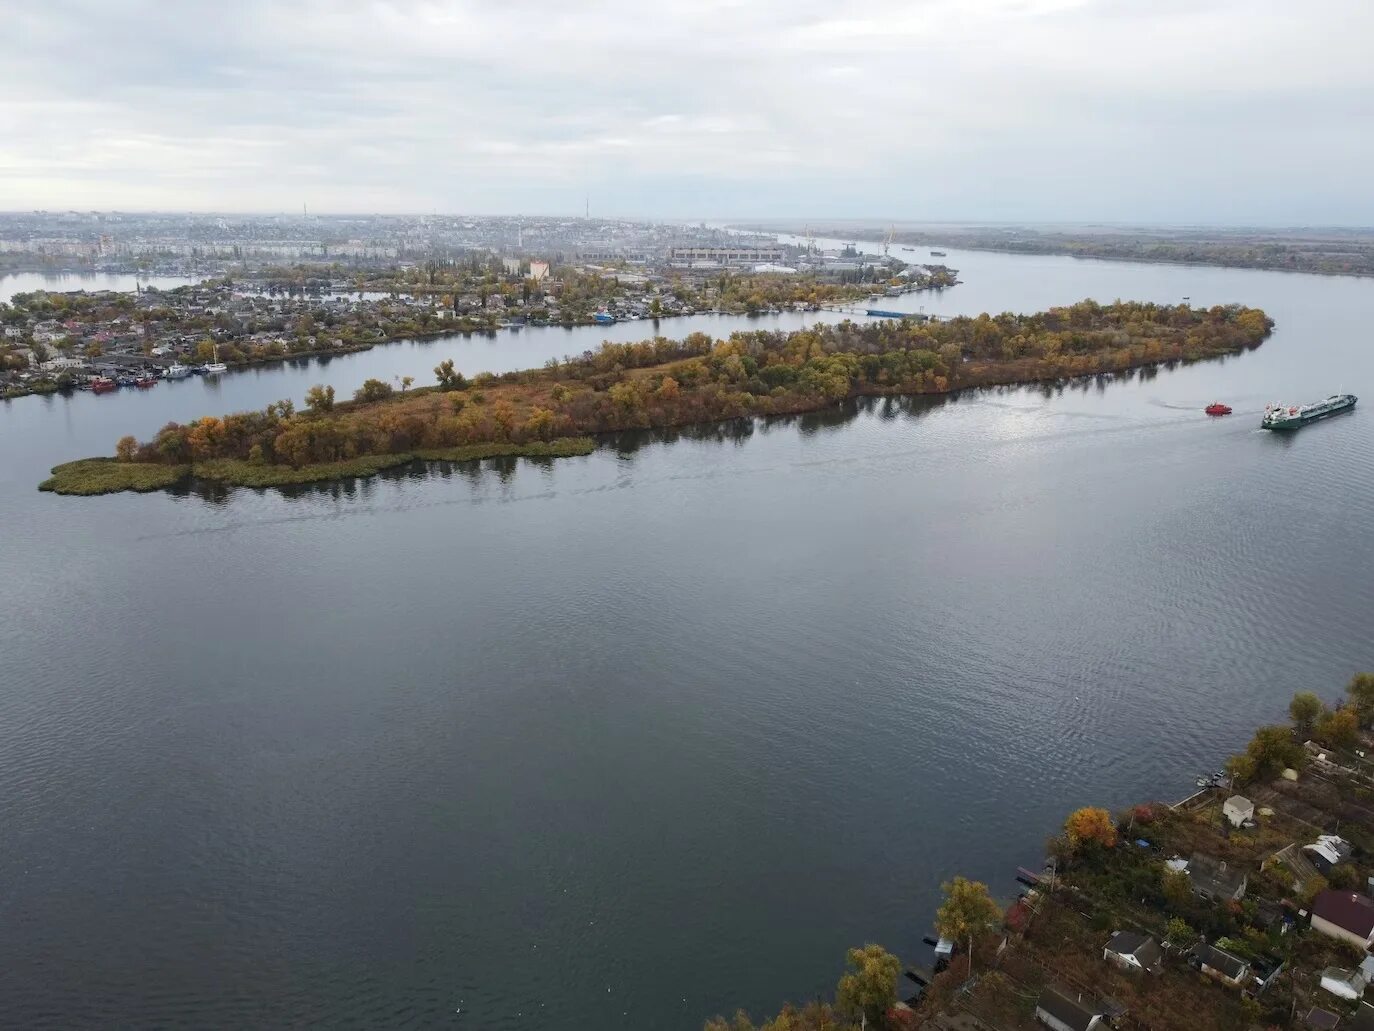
5 0 1372 224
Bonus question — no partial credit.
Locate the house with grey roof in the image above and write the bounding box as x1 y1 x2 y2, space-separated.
1035 987 1104 1031
1188 853 1247 901
1198 943 1250 988
1103 930 1162 974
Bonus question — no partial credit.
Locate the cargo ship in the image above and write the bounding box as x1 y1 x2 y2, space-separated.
1261 394 1357 430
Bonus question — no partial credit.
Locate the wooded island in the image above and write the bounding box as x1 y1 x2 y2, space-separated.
39 300 1273 495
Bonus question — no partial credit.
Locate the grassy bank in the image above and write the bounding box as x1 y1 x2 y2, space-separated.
39 458 192 495
38 438 598 495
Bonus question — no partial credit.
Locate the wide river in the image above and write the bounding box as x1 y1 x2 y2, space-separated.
2 244 1372 1028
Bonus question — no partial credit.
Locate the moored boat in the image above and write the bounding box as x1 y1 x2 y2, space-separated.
201 343 228 375
135 375 157 388
163 362 191 379
1261 394 1357 430
1205 402 1232 416
90 376 117 394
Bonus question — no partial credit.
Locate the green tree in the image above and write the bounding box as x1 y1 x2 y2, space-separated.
353 378 393 403
1161 869 1193 911
1289 691 1324 736
834 944 899 1030
434 358 466 391
1347 673 1374 726
304 384 335 414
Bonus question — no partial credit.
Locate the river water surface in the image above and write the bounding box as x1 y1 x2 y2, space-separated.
2 248 1372 1028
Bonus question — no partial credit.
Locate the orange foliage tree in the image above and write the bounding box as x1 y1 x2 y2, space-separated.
1064 806 1118 851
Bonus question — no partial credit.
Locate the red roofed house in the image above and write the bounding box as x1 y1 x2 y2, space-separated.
1311 889 1374 949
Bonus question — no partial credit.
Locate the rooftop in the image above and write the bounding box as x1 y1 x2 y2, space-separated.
1313 889 1374 938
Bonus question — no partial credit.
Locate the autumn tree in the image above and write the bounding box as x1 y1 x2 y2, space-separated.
1064 807 1118 851
935 877 1001 943
1243 725 1305 779
304 384 334 414
1347 673 1374 726
1289 691 1324 736
1316 708 1359 750
115 435 138 462
1165 916 1195 946
834 944 899 1030
1224 753 1257 785
704 1001 853 1031
524 407 555 441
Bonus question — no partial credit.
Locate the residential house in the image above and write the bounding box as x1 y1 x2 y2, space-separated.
1306 835 1354 875
1103 931 1163 974
1188 854 1248 901
1035 987 1104 1031
1198 944 1251 988
528 260 550 281
1320 966 1367 1001
1223 795 1255 828
38 356 86 372
1311 890 1374 949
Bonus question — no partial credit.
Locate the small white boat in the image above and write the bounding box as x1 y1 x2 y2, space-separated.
164 362 191 380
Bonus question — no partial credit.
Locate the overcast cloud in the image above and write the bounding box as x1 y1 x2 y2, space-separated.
3 0 1372 221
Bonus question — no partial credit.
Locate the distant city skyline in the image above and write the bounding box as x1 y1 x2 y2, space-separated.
4 0 1373 224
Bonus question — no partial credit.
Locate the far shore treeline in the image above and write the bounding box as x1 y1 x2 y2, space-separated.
40 300 1273 495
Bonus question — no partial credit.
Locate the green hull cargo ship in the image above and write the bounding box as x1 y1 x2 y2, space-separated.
1261 393 1357 430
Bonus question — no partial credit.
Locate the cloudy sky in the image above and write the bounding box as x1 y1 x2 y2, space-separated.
3 0 1372 222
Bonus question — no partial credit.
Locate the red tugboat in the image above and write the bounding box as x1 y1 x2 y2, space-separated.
135 375 157 388
90 376 117 394
1205 402 1232 416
